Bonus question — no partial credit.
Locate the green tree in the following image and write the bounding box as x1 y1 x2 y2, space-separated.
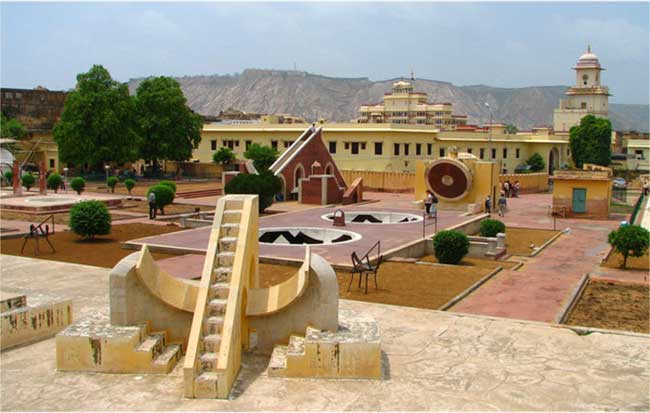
504 124 518 134
21 173 35 191
479 219 506 237
213 147 236 166
569 115 612 168
146 184 175 214
70 177 86 195
106 176 118 193
607 225 649 269
47 173 63 193
124 178 136 195
243 144 279 171
69 200 112 239
53 65 139 171
432 230 470 265
526 153 546 172
134 77 202 170
225 171 281 212
1 113 27 140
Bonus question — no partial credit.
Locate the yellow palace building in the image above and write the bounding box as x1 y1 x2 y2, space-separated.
196 121 569 175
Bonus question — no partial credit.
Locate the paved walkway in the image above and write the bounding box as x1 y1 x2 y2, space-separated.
1 255 647 411
452 194 623 322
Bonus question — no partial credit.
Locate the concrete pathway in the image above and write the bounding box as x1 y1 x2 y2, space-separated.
1 254 648 411
451 194 622 322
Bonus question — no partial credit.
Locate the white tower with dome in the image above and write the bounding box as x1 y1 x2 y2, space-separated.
553 45 611 133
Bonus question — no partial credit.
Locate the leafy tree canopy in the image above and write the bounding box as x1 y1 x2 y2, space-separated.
53 65 139 170
504 124 518 134
213 147 236 165
1 113 27 140
607 225 649 269
134 76 202 166
526 153 546 172
243 144 279 171
569 115 612 168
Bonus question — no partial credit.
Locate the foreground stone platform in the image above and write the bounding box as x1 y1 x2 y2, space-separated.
1 254 648 411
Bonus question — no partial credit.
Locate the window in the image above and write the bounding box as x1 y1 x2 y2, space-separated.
211 140 217 150
516 148 520 159
491 148 496 159
361 142 366 151
394 143 400 156
329 141 337 154
581 102 587 109
235 140 239 147
503 148 508 159
416 143 421 156
480 148 485 159
567 148 570 156
345 142 350 150
439 148 445 157
427 143 432 156
375 142 383 155
467 148 472 154
49 159 55 168
404 144 410 156
284 141 290 148
245 140 252 150
271 140 278 150
223 140 235 149
351 142 359 155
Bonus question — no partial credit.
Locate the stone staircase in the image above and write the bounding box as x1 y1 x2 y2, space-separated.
56 318 181 374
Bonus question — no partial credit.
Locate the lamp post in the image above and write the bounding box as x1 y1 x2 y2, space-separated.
63 167 68 194
104 164 110 192
485 102 496 204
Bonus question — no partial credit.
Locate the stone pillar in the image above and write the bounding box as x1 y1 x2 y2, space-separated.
496 233 506 250
12 161 22 196
38 161 46 195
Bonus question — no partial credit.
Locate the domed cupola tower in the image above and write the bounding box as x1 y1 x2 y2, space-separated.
553 45 611 133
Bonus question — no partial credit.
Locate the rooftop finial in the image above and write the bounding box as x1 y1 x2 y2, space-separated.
410 69 415 81
587 44 591 53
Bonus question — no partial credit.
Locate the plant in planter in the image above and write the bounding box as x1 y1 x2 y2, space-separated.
69 200 112 239
479 219 506 238
432 230 469 264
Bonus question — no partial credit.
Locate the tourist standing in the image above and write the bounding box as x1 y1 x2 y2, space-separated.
485 195 492 214
503 181 510 198
148 191 157 220
514 180 520 197
498 192 508 216
424 190 434 219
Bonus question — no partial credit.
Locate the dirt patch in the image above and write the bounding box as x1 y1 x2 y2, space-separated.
88 180 222 197
419 255 519 270
259 261 492 310
566 281 649 334
0 223 184 268
120 199 212 215
0 210 145 225
602 250 649 271
506 227 560 255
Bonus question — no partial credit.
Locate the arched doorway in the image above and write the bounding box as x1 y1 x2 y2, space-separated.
277 174 287 201
325 163 333 176
549 147 559 175
293 164 305 199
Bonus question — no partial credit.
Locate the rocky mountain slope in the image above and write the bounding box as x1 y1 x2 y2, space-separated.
128 69 649 132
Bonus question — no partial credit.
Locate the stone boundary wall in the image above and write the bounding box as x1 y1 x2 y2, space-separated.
498 172 549 193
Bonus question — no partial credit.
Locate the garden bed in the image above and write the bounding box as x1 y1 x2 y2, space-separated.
0 223 184 268
601 250 649 271
504 227 561 255
565 281 649 334
418 255 519 270
89 180 222 197
259 261 494 310
120 199 212 215
0 210 143 225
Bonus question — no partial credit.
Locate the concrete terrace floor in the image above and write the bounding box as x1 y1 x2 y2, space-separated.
1 255 649 411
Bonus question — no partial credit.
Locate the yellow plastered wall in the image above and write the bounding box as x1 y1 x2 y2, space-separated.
552 176 611 219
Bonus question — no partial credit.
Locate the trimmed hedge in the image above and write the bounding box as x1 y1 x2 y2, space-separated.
479 219 506 238
159 180 177 194
124 178 136 195
432 230 470 265
21 173 35 190
224 171 282 212
106 176 119 193
69 200 112 239
146 184 175 211
47 173 63 192
70 177 86 195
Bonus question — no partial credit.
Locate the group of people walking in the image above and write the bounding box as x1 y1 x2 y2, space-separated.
502 180 520 198
484 191 510 217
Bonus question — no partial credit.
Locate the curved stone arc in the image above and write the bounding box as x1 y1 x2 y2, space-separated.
134 244 198 313
246 247 311 317
425 158 473 201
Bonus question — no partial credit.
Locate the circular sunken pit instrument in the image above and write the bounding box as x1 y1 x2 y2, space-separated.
425 158 473 201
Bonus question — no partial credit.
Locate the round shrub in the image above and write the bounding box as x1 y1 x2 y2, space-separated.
124 178 136 195
70 177 86 195
433 230 470 265
4 170 13 184
159 180 177 194
479 219 506 238
69 200 112 239
47 173 63 192
106 176 119 193
147 184 175 211
224 171 282 212
21 173 35 190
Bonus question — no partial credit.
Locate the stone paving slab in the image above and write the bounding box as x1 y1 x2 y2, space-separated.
1 254 648 411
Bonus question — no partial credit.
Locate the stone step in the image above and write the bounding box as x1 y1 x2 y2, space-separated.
222 210 242 224
218 236 238 252
213 266 232 283
202 333 222 353
203 316 225 335
209 282 230 299
208 298 228 316
268 345 288 377
136 334 164 359
194 371 219 399
199 351 219 371
216 252 235 267
287 335 305 356
152 344 181 367
220 223 239 237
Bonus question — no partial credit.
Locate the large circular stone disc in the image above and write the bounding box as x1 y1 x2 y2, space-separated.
426 159 472 201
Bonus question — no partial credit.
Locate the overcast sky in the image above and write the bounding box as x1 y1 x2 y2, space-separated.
1 2 648 104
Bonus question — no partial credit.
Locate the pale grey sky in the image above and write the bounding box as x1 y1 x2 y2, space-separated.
1 2 648 104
